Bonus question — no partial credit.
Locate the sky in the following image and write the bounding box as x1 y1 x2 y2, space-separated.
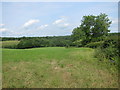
0 2 118 37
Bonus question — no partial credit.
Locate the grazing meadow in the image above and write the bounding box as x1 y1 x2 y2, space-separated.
2 47 118 88
1 40 19 48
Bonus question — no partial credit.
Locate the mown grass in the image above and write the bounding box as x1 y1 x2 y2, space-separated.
2 47 118 88
0 40 19 48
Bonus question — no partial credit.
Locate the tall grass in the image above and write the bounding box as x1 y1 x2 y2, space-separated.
2 47 118 88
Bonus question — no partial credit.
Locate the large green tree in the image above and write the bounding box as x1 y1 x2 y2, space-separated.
72 13 112 46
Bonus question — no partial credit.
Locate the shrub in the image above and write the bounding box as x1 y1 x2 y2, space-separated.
95 34 119 67
85 41 104 48
2 44 18 49
17 38 49 49
17 39 33 49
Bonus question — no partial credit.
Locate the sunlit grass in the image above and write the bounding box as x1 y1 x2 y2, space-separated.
0 40 19 48
2 47 118 88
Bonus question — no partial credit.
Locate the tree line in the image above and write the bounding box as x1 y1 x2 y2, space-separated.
1 36 75 49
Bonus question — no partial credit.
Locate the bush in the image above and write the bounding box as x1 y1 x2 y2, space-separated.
17 39 33 49
2 44 18 49
95 34 119 67
85 41 104 48
17 38 49 49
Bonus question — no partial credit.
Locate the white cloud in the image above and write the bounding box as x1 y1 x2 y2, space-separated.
0 28 22 37
53 18 65 25
37 24 48 30
0 28 7 32
53 17 70 28
23 19 40 27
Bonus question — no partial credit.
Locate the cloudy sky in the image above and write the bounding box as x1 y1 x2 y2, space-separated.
0 2 118 37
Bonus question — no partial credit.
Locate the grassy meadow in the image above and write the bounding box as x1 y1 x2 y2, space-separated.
0 40 19 48
2 47 118 88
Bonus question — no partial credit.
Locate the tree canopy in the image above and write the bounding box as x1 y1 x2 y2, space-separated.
72 13 112 46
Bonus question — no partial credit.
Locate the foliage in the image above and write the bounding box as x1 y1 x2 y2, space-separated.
95 34 119 67
17 38 49 49
71 13 118 70
1 36 74 49
16 36 73 49
1 37 21 41
72 13 112 46
71 27 85 42
85 41 104 48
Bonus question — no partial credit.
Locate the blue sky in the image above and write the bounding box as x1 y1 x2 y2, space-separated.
0 2 118 37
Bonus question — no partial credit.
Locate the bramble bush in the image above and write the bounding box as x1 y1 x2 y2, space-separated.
95 34 119 68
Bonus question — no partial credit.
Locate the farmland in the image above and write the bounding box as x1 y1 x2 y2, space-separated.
2 47 118 88
0 40 19 48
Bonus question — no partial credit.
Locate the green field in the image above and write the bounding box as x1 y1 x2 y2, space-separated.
2 47 118 88
0 40 19 48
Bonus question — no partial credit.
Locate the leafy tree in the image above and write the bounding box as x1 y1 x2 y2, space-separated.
72 13 112 46
80 15 96 43
71 27 85 41
71 27 86 46
91 13 112 41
